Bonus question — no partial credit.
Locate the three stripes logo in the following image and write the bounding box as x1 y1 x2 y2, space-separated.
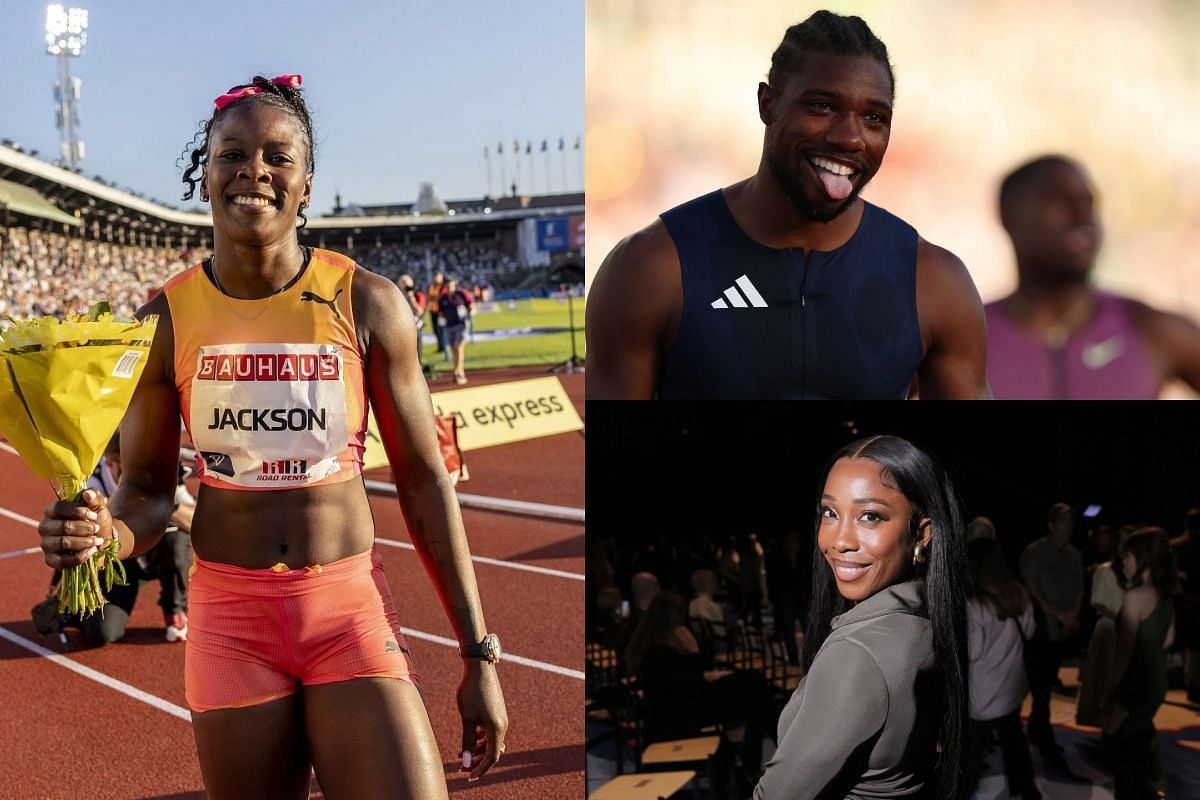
710 274 768 309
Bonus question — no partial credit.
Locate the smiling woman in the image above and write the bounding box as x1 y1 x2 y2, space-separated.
37 74 508 800
754 435 969 800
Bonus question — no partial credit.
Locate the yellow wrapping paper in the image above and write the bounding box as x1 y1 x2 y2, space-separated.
0 361 55 479
0 307 158 615
6 344 155 498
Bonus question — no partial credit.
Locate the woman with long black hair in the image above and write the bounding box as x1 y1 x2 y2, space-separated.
755 434 969 800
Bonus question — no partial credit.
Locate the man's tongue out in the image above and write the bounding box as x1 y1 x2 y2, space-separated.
816 165 854 201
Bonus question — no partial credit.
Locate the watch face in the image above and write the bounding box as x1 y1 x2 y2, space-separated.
486 633 502 660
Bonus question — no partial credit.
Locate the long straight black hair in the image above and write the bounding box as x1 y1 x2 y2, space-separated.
801 435 969 800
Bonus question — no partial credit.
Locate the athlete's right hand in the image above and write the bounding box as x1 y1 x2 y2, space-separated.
39 489 114 569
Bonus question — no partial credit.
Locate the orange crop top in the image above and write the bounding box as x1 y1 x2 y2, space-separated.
163 248 367 490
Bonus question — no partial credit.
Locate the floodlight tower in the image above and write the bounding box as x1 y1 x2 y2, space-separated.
45 4 88 170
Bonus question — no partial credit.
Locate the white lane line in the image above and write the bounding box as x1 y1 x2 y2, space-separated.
0 442 16 456
0 624 193 721
0 624 584 715
375 538 583 581
0 619 581 729
362 478 584 523
400 628 585 680
0 546 40 560
0 506 41 528
148 447 582 523
0 502 584 582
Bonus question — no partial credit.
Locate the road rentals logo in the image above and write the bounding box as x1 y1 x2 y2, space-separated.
262 459 309 475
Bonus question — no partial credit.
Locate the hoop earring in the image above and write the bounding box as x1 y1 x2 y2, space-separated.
912 543 927 567
200 186 209 203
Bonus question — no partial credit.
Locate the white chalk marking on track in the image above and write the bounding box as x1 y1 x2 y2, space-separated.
0 621 580 728
399 627 585 680
0 623 581 729
151 448 583 523
0 442 16 456
0 505 41 528
375 537 583 581
0 546 40 560
0 501 583 581
362 478 584 523
0 624 193 721
0 445 584 678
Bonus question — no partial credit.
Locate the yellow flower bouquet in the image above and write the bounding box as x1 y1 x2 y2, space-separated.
0 303 158 616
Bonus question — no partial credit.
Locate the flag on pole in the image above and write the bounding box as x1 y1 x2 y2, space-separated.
484 146 489 158
558 137 564 151
513 138 520 154
573 135 581 149
498 140 503 154
540 139 548 152
525 140 532 154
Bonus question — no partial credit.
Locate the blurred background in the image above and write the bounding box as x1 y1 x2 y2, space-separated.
585 0 1200 393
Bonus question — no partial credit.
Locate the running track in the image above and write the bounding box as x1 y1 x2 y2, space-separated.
0 366 583 799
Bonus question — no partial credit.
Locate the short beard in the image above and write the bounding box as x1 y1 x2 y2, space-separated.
767 150 863 223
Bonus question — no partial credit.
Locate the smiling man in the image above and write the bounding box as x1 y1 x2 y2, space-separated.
986 155 1200 398
586 10 990 400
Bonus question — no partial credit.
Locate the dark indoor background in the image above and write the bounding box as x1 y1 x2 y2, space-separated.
587 403 1200 586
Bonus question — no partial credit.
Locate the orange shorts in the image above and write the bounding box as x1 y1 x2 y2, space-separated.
185 547 419 713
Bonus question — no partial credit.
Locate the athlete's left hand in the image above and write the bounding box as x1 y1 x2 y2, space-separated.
457 660 508 780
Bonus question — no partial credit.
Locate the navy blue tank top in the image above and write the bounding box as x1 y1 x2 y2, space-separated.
657 190 922 400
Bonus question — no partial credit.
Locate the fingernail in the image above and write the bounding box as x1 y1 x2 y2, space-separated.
93 537 104 546
468 777 479 783
86 510 97 521
461 751 472 769
82 547 97 559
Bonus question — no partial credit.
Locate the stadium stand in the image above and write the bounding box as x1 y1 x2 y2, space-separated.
0 141 582 318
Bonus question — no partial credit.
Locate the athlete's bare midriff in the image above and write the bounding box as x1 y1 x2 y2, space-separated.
189 477 376 568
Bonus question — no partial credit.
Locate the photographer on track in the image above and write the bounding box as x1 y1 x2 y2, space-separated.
398 274 431 378
32 433 194 649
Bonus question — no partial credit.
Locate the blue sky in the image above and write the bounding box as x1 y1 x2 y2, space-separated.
0 1 583 215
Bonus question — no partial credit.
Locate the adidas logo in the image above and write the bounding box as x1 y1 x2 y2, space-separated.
710 274 768 309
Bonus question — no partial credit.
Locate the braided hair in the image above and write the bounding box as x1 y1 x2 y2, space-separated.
768 10 895 101
180 75 316 227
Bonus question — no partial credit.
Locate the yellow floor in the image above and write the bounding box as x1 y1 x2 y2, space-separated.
1025 666 1200 734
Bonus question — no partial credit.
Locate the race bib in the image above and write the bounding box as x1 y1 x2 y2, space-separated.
190 343 349 488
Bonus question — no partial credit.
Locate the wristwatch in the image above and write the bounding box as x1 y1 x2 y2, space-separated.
460 633 502 663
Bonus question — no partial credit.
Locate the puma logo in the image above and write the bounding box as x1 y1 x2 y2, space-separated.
301 288 343 320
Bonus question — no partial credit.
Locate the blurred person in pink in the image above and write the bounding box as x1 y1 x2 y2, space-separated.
987 156 1200 398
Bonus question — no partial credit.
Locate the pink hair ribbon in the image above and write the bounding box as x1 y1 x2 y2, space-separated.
213 74 303 111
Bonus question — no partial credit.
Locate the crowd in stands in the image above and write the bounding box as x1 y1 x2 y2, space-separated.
0 225 518 319
0 226 197 318
348 241 516 292
587 506 1200 800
